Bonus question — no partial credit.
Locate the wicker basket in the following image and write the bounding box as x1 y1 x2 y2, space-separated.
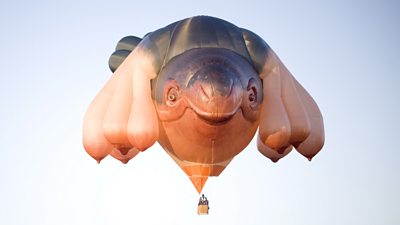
197 205 209 215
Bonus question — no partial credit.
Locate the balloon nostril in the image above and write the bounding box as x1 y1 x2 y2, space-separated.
199 83 213 100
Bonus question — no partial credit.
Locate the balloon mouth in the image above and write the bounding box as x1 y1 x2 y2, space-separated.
193 108 240 125
185 79 243 125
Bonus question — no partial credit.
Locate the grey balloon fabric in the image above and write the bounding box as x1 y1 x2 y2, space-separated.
116 36 142 51
109 36 142 72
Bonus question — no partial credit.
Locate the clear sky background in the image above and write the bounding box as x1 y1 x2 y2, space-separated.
0 0 399 224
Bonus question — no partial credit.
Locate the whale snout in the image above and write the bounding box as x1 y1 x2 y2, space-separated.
154 48 262 124
188 65 235 97
187 65 242 123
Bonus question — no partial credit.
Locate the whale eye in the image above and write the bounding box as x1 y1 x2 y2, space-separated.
248 87 257 102
246 78 259 109
168 94 176 101
248 91 256 102
167 88 179 105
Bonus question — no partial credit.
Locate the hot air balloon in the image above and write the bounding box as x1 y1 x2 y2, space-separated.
83 16 324 195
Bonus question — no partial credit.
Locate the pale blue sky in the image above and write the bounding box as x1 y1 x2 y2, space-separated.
0 0 399 224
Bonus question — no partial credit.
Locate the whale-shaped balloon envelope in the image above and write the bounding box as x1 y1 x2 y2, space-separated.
83 16 325 193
